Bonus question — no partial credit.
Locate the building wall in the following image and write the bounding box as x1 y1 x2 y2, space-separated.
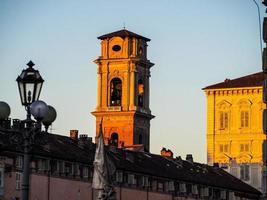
204 86 267 192
0 161 4 199
3 173 209 200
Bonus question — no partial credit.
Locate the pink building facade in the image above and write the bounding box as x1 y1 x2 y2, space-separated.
0 126 262 200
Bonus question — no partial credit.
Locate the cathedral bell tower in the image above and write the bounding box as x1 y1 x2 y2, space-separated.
91 29 154 152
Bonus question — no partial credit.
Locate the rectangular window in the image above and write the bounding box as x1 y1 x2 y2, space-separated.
179 183 186 193
219 112 229 129
64 163 73 176
168 181 175 192
127 174 136 185
16 156 23 169
15 172 22 190
240 165 250 181
151 180 157 191
38 159 49 171
83 166 88 178
116 171 123 183
224 144 228 152
157 182 163 192
219 144 223 153
0 167 3 187
74 164 80 177
219 144 229 153
240 144 244 152
58 161 64 174
241 111 249 128
240 144 249 152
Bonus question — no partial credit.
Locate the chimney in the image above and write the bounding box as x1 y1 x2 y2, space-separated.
79 134 88 140
160 147 173 158
213 163 219 169
186 154 193 163
12 119 21 130
78 134 93 148
70 130 78 140
0 118 11 129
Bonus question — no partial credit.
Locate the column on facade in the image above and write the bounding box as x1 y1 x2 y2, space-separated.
129 63 136 110
144 70 150 111
102 70 108 108
96 65 102 110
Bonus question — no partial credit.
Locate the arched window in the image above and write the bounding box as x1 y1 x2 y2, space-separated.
110 132 119 147
138 79 144 107
110 78 122 106
138 134 143 144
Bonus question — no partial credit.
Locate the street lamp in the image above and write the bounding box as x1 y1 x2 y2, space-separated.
0 61 56 200
16 61 44 121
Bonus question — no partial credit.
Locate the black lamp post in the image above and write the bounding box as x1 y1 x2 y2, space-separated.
0 61 56 200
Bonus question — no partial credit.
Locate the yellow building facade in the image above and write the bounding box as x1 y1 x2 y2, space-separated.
92 29 154 152
203 72 267 193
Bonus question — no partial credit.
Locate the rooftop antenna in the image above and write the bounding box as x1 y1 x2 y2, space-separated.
123 22 126 30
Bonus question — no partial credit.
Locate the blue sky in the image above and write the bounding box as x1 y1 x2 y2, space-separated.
0 0 265 163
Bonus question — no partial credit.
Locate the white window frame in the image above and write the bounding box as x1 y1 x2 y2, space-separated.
179 183 186 193
16 156 23 169
15 172 22 190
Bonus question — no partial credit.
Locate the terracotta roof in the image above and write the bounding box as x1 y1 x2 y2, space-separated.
203 72 264 90
97 29 150 41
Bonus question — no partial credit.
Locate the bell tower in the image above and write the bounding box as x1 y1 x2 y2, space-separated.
92 29 154 151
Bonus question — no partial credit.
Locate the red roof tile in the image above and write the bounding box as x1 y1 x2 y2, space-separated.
98 29 150 41
203 72 264 90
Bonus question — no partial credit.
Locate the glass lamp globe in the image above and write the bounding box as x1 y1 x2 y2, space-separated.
30 100 48 121
42 105 57 127
0 101 11 120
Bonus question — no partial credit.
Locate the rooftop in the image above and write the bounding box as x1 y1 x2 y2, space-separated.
97 29 151 42
203 72 264 90
0 123 261 197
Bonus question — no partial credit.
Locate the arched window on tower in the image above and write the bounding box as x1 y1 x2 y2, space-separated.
110 132 119 147
110 78 122 106
138 79 144 107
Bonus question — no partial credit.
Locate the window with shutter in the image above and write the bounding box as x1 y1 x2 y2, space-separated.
116 171 123 183
0 168 3 187
15 172 21 190
241 111 249 128
240 165 250 181
219 112 229 129
179 183 186 193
